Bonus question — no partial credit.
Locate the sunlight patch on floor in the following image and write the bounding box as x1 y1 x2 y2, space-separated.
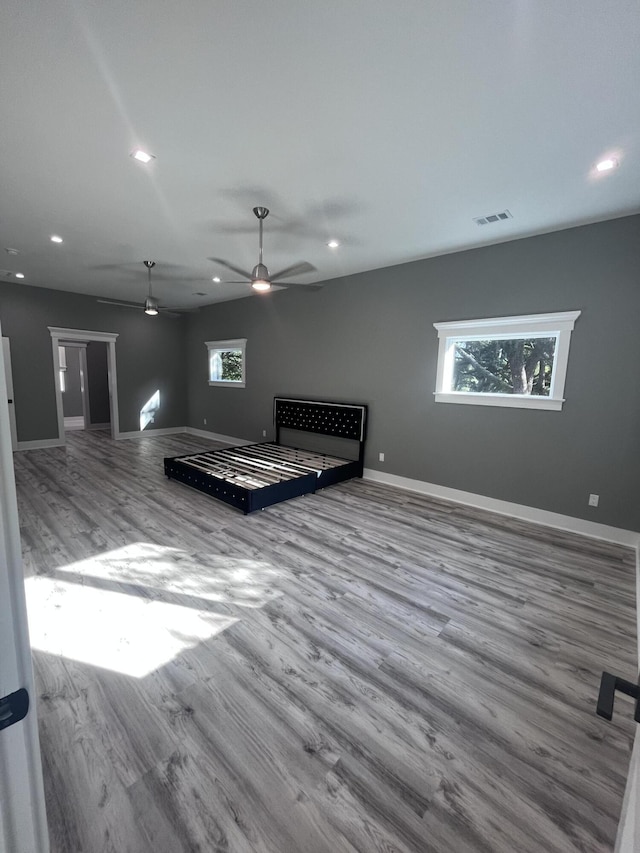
26 577 237 677
55 541 286 608
24 542 286 677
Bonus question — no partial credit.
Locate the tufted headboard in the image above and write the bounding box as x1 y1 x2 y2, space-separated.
273 397 368 469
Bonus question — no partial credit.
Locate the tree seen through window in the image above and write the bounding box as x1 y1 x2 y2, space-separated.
211 349 243 382
453 337 556 396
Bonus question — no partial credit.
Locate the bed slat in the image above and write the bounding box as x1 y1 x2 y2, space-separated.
165 399 368 514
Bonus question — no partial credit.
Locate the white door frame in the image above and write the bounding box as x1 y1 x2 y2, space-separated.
0 322 49 852
79 346 90 429
2 338 18 451
48 327 119 442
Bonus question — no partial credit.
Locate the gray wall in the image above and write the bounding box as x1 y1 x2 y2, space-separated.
0 283 188 440
185 215 640 531
61 346 83 418
86 341 110 425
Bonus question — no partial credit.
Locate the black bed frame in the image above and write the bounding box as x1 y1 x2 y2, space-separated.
164 397 368 514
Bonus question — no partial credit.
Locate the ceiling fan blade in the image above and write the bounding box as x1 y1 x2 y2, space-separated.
96 298 143 309
274 282 324 291
208 258 254 280
271 261 317 280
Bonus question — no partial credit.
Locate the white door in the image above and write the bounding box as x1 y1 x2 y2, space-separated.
616 714 640 850
0 325 49 852
2 338 18 451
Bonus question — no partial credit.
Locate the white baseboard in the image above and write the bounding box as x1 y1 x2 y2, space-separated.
86 422 111 431
363 468 640 548
15 424 639 549
16 438 66 451
63 416 85 430
18 425 249 447
185 426 252 445
116 427 187 440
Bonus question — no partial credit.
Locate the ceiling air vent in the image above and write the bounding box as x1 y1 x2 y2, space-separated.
473 210 513 226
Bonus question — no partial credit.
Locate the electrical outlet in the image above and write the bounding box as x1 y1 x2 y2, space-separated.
588 493 599 507
379 452 385 462
262 429 267 437
203 418 207 425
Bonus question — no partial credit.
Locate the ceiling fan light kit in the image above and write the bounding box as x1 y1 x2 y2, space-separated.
144 296 159 315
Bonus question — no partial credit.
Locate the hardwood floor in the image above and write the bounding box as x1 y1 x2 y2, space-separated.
14 430 637 852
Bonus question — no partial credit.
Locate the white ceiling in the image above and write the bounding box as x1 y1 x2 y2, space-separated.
1 0 639 309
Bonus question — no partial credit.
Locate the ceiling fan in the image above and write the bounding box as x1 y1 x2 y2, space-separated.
97 261 195 317
209 207 321 292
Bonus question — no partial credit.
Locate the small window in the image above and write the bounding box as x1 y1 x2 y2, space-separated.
205 338 246 388
58 345 67 393
433 311 580 411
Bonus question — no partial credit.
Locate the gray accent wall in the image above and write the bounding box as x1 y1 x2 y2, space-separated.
186 215 640 531
0 283 188 440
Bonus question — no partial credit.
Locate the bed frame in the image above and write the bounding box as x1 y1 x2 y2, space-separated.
164 397 368 514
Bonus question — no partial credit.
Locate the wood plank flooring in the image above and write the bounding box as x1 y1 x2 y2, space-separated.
14 430 638 853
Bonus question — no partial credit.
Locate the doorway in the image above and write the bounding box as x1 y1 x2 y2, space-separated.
59 342 87 431
2 337 19 451
0 323 50 851
59 341 111 433
49 327 119 442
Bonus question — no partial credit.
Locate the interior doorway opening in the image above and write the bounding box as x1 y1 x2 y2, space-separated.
59 341 112 433
48 327 119 443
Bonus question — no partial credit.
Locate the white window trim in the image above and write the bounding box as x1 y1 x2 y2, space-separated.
433 311 581 411
205 338 247 388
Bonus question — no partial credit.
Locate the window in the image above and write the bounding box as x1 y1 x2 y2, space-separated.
433 311 580 410
58 345 67 392
205 338 246 388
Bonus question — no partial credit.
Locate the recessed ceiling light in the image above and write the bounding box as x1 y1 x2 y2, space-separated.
212 276 221 283
327 240 340 249
131 149 155 164
15 272 25 279
596 157 618 172
50 235 63 243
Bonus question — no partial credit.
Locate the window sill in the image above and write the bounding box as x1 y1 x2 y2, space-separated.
434 392 563 411
208 381 245 388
